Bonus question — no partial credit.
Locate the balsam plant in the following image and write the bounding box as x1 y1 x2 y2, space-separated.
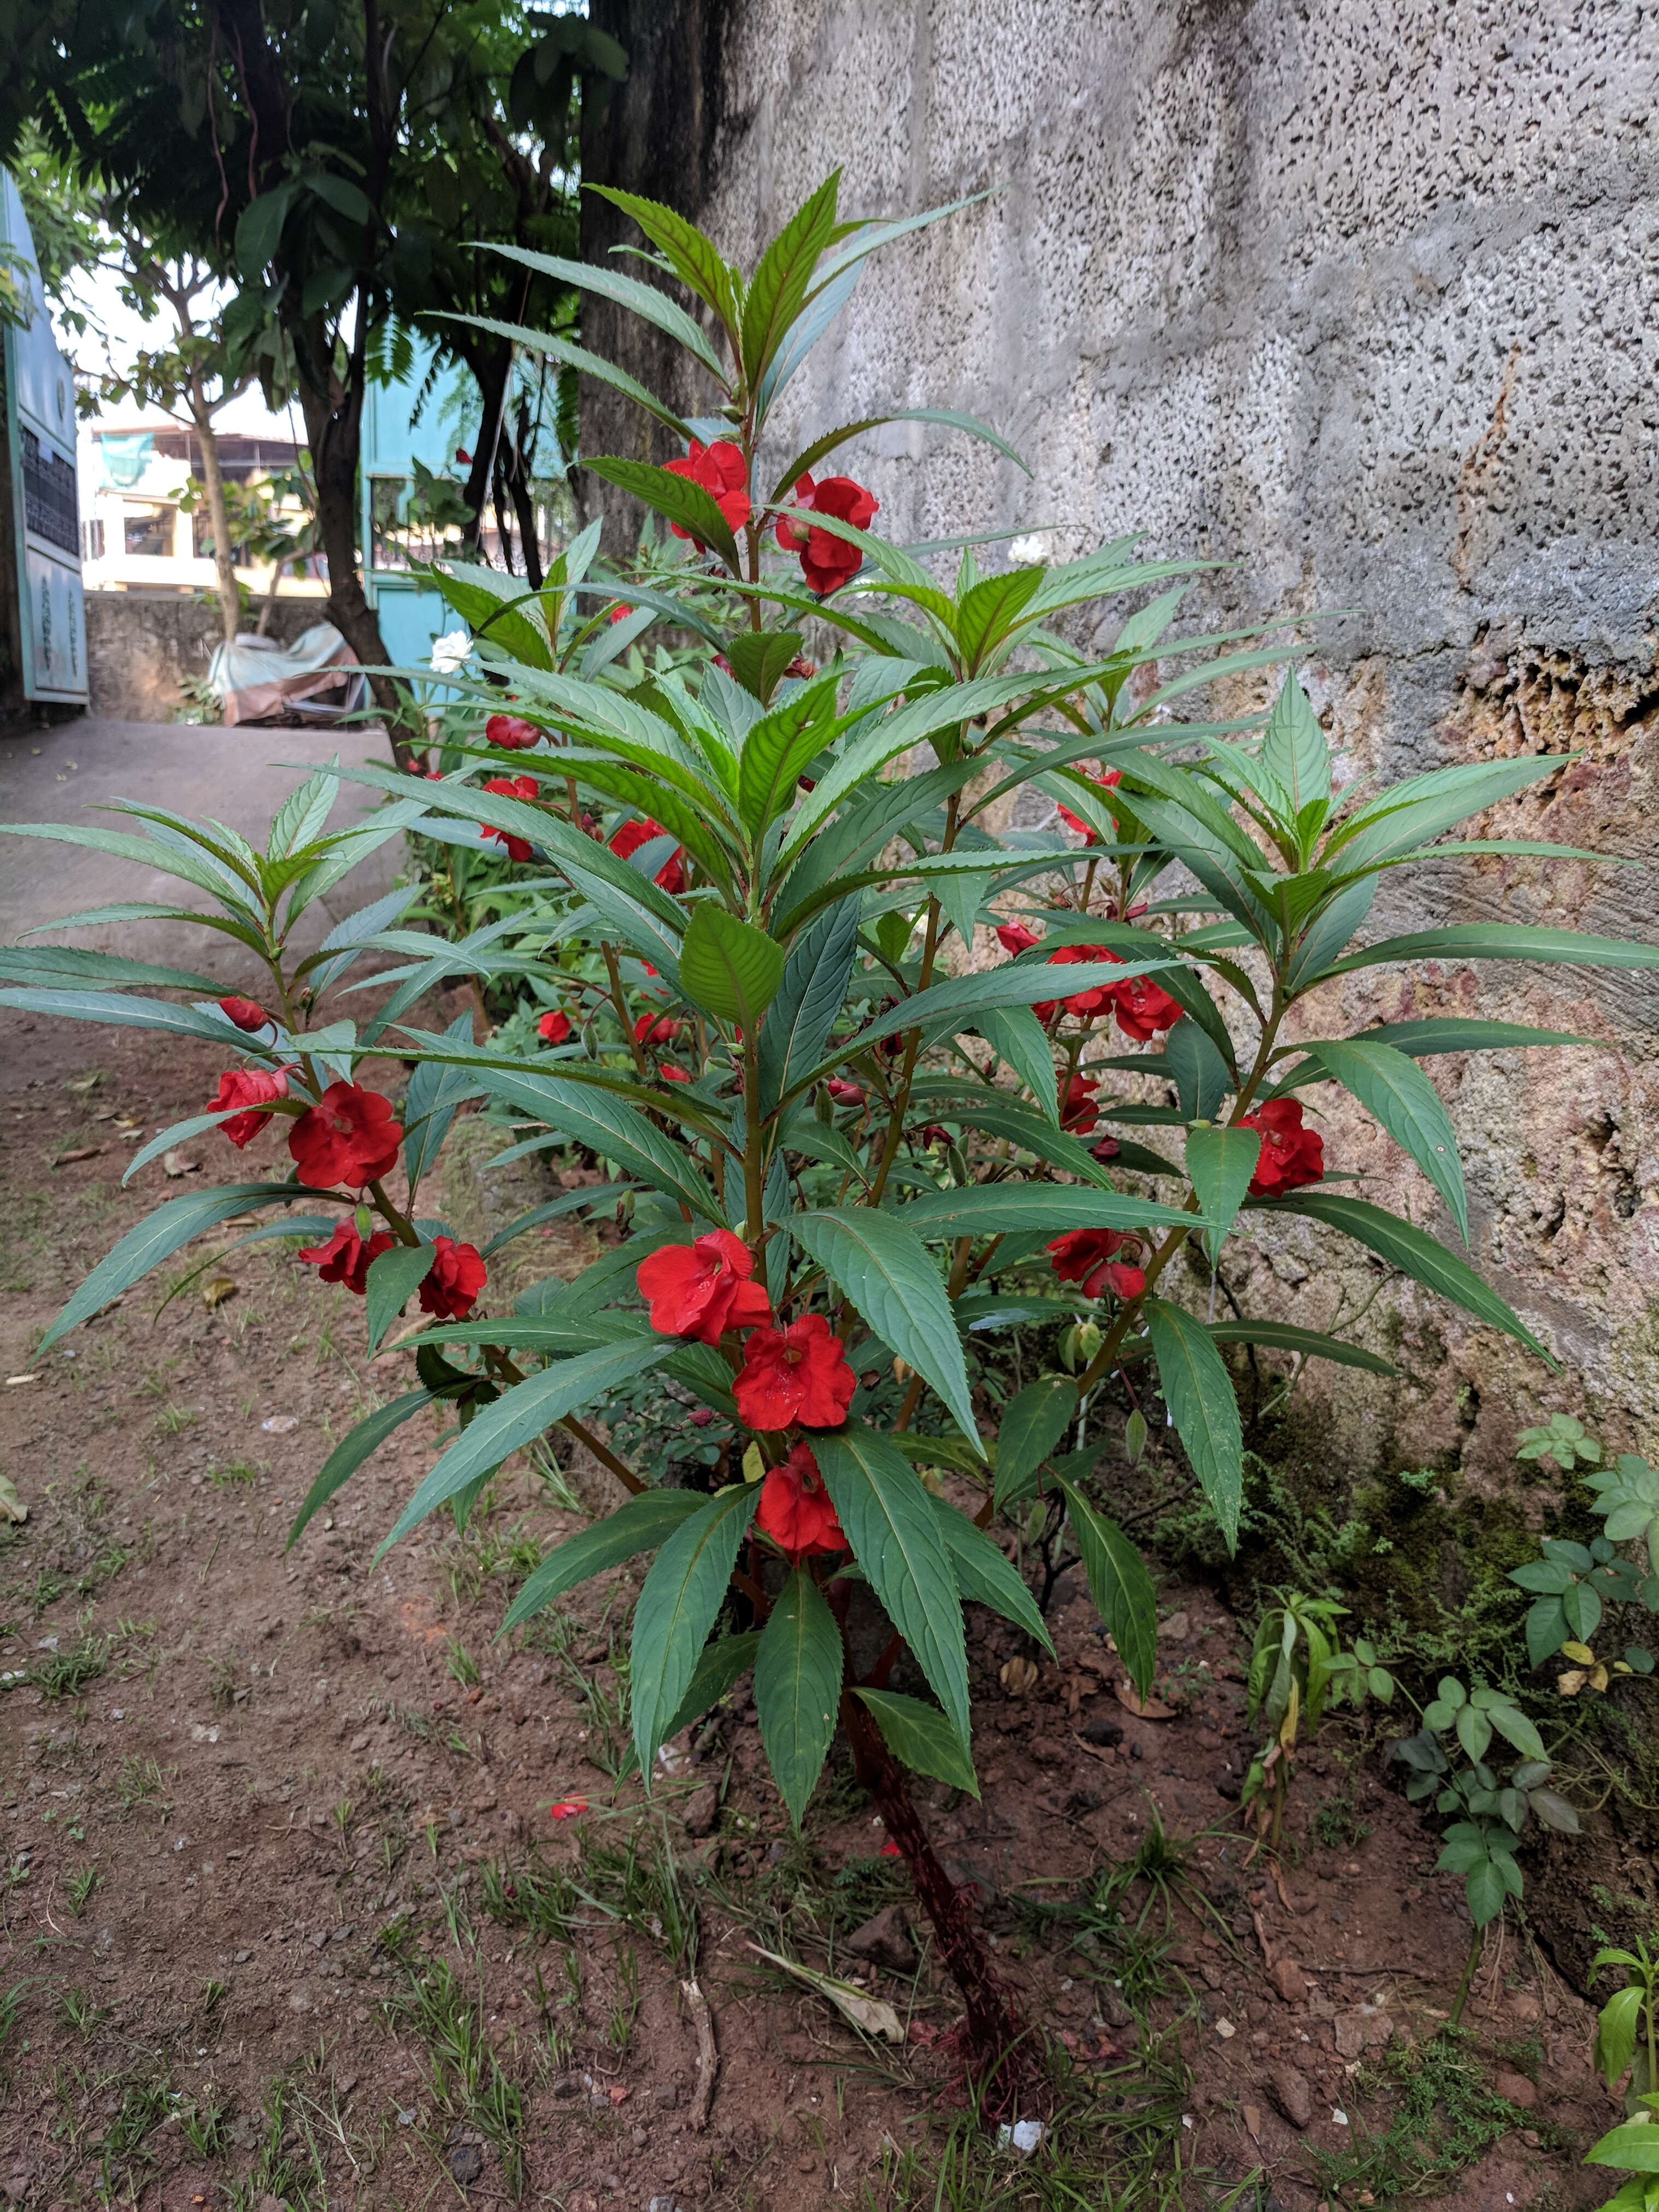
4 172 1657 2092
1508 1419 1659 1691
1242 1589 1391 1856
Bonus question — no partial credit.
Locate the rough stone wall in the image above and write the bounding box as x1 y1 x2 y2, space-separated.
585 0 1659 1462
83 592 322 722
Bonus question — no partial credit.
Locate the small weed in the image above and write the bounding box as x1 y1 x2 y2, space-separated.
209 1458 261 1488
608 1942 640 2049
384 1960 525 2194
1313 1788 1373 1851
36 1634 107 1699
208 1654 239 1710
445 1636 481 1687
117 1754 172 1820
179 2085 232 2158
331 1796 356 1841
152 1402 199 1434
1310 2027 1525 2200
61 1986 104 2035
201 1975 228 2012
64 1862 100 1916
479 1852 578 1942
576 1821 699 1978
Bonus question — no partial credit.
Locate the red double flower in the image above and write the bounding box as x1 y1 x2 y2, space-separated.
775 473 879 595
1240 1098 1325 1195
419 1236 488 1321
734 1314 856 1431
757 1442 846 1560
637 1229 773 1346
485 713 540 750
995 921 1040 957
289 1083 404 1189
1034 943 1119 1024
633 1010 683 1048
666 439 752 541
1056 766 1122 844
1060 1075 1100 1134
480 774 539 863
538 1010 573 1045
297 1220 395 1296
210 1067 288 1148
609 816 686 896
1048 1228 1145 1302
1033 945 1184 1040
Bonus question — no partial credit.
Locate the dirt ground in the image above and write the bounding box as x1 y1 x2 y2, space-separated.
0 1008 1628 2211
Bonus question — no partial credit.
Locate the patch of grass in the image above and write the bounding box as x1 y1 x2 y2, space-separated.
1310 2027 1525 2201
64 1861 100 1916
208 1458 262 1488
152 1402 199 1434
117 1754 172 1820
445 1636 481 1687
1312 1786 1373 1851
479 1851 579 1942
575 1820 699 1978
383 1960 525 2195
36 1633 108 1699
61 1986 105 2036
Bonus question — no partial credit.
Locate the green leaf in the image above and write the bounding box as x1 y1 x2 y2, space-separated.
1260 669 1331 818
930 1496 1054 1652
791 1210 979 1445
586 187 743 327
39 1181 309 1352
1185 1125 1261 1260
993 1377 1078 1508
236 183 295 275
1255 1191 1555 1363
1055 1479 1158 1697
402 1011 481 1196
1456 1703 1493 1762
1486 1699 1548 1762
0 987 268 1050
769 407 1029 504
287 1389 433 1549
890 1184 1201 1240
1319 925 1659 982
379 1339 678 1550
631 1482 760 1779
1525 1595 1570 1667
740 172 842 387
1595 1988 1644 2087
1272 1018 1607 1091
754 1568 844 1827
726 629 805 707
364 1243 437 1355
426 559 552 669
501 1489 705 1631
472 1068 723 1225
1315 1038 1468 1244
1466 1856 1510 1928
678 903 787 1030
440 315 693 443
855 1686 979 1796
0 820 264 916
975 1004 1058 1123
1144 1297 1244 1550
1204 1320 1395 1374
0 945 224 993
481 1183 636 1261
481 242 727 379
1164 1018 1234 1120
814 1426 971 1746
758 897 861 1116
584 457 741 571
1586 2123 1659 2174
954 567 1045 672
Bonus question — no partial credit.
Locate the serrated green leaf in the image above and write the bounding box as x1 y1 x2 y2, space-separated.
678 903 786 1031
1055 1478 1158 1696
895 1184 1201 1240
585 456 742 571
1315 1037 1468 1244
472 1068 723 1225
631 1483 759 1779
501 1489 705 1630
1164 1017 1234 1121
792 1211 978 1445
364 1243 437 1355
1319 925 1659 981
1185 1124 1261 1260
954 567 1045 673
1260 669 1331 818
814 1426 970 1746
975 1004 1058 1123
758 897 861 1116
1145 1297 1244 1551
726 629 805 707
287 1388 433 1549
854 1687 978 1796
754 1569 844 1827
993 1378 1076 1508
741 172 842 387
930 1495 1053 1651
1203 1320 1395 1373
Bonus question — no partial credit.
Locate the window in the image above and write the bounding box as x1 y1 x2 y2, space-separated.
191 508 248 565
123 504 173 558
81 517 105 562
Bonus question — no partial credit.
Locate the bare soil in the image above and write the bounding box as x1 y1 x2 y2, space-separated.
0 1010 1626 2210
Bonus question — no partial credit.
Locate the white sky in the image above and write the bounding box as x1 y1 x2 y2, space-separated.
61 261 303 439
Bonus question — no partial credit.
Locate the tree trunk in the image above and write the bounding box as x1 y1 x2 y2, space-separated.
191 389 242 648
838 1685 1041 2115
256 563 284 637
298 378 411 767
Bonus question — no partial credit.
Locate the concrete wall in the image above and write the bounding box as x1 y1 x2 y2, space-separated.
584 0 1659 1462
83 591 325 722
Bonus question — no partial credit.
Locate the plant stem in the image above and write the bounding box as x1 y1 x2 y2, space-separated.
1449 1925 1484 2026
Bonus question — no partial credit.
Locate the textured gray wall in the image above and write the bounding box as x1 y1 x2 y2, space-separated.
591 0 1659 1461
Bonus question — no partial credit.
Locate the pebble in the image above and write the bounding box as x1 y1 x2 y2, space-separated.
448 2143 485 2186
681 1782 719 1838
845 1905 917 1975
1266 2062 1314 2130
1269 1957 1307 2004
1493 2069 1539 2110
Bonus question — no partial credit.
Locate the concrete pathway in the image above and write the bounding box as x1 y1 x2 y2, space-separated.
0 716 409 980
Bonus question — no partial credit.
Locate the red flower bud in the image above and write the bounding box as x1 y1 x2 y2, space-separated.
485 714 540 750
538 1010 573 1045
827 1078 865 1107
218 996 270 1033
210 1067 288 1148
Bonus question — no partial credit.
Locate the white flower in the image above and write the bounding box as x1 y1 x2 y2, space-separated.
1008 533 1048 566
430 630 472 674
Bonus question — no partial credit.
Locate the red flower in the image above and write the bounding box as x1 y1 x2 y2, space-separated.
1034 943 1118 1024
609 815 686 895
210 1067 288 1148
996 921 1040 957
1241 1098 1325 1195
633 1010 683 1048
608 602 635 624
1111 970 1184 1043
485 713 540 750
480 774 539 862
827 1078 866 1107
665 439 751 542
784 654 819 680
219 996 270 1033
1048 1228 1145 1302
549 1798 587 1821
297 1220 396 1296
775 473 879 595
757 1441 846 1560
1091 1136 1121 1163
637 1229 772 1345
658 1063 692 1082
1057 766 1122 845
418 1236 487 1321
880 1840 903 1858
1061 1075 1100 1134
289 1083 403 1189
538 1010 573 1045
734 1314 856 1431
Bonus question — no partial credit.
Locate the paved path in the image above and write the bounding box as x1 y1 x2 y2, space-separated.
0 716 408 981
